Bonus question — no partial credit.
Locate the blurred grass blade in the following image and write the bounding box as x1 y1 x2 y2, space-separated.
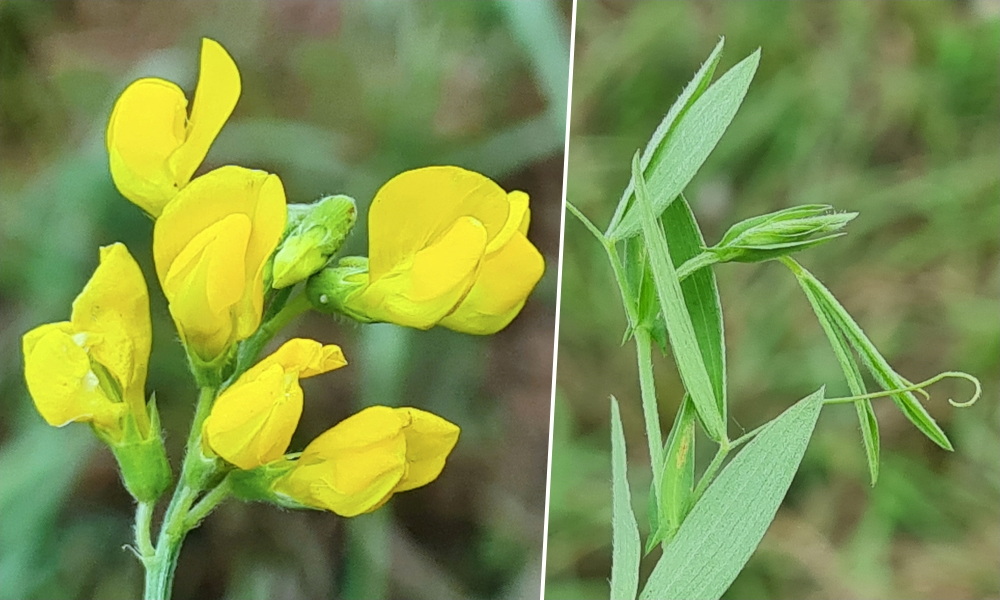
609 47 761 240
785 259 953 451
647 394 697 553
495 0 570 128
610 397 641 600
632 153 726 442
789 263 880 484
607 37 725 235
639 388 825 600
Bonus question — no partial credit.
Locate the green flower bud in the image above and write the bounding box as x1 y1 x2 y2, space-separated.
304 257 374 323
707 204 857 263
272 195 357 289
107 398 172 503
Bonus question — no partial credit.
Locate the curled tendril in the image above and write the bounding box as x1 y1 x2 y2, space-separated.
825 371 981 407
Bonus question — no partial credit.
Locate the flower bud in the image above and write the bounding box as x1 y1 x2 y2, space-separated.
707 204 857 264
272 195 357 289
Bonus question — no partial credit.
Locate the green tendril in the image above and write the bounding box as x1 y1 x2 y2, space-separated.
824 371 981 408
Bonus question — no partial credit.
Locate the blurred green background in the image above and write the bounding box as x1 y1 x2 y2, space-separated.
0 1 568 599
548 1 998 599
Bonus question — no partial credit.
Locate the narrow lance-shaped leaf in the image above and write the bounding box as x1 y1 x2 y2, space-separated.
787 259 880 484
609 47 761 240
660 193 727 420
607 37 726 235
788 259 953 450
646 394 697 553
610 396 641 600
639 388 825 600
632 153 726 442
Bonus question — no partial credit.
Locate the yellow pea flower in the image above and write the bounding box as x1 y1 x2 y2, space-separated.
202 338 347 470
310 166 544 334
22 243 152 440
107 38 241 217
273 406 460 517
153 165 287 363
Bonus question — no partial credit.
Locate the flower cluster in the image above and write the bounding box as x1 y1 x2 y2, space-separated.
21 38 543 518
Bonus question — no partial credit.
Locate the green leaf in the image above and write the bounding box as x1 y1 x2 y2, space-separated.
789 265 880 484
662 194 727 419
639 388 825 600
607 38 725 236
786 259 953 451
610 396 641 600
632 154 727 442
608 47 761 240
647 394 697 553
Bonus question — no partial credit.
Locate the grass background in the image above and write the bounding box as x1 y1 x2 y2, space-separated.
0 1 568 599
547 1 999 599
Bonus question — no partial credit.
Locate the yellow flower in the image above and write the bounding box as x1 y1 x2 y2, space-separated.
322 166 544 334
153 165 286 362
203 339 346 470
22 243 152 439
107 38 240 217
273 406 460 517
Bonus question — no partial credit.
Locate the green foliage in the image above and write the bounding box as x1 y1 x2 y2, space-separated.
555 7 988 599
640 389 824 600
609 397 640 600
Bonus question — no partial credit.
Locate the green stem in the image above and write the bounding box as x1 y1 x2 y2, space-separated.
230 292 312 382
143 386 219 600
634 327 664 491
689 420 771 504
185 477 232 530
134 501 155 564
691 445 729 503
676 251 720 281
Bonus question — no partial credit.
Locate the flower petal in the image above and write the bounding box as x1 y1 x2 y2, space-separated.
276 406 408 516
440 231 544 334
169 38 241 187
70 243 152 429
367 166 509 280
354 216 487 329
22 324 124 431
392 407 460 492
153 166 286 360
203 364 302 469
106 78 188 215
250 338 348 380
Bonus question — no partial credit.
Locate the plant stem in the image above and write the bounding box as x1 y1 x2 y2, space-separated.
676 251 720 281
134 501 155 563
231 292 312 381
634 327 664 491
143 386 219 600
185 477 231 530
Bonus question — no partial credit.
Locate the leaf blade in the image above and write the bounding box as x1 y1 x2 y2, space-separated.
639 389 825 600
632 154 726 442
610 397 641 600
609 48 761 240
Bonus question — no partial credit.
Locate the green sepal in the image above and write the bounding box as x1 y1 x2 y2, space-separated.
271 195 358 289
305 256 374 322
107 396 172 503
227 457 310 509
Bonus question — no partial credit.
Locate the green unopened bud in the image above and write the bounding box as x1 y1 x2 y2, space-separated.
272 195 357 289
108 398 172 503
707 204 857 263
305 257 374 323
